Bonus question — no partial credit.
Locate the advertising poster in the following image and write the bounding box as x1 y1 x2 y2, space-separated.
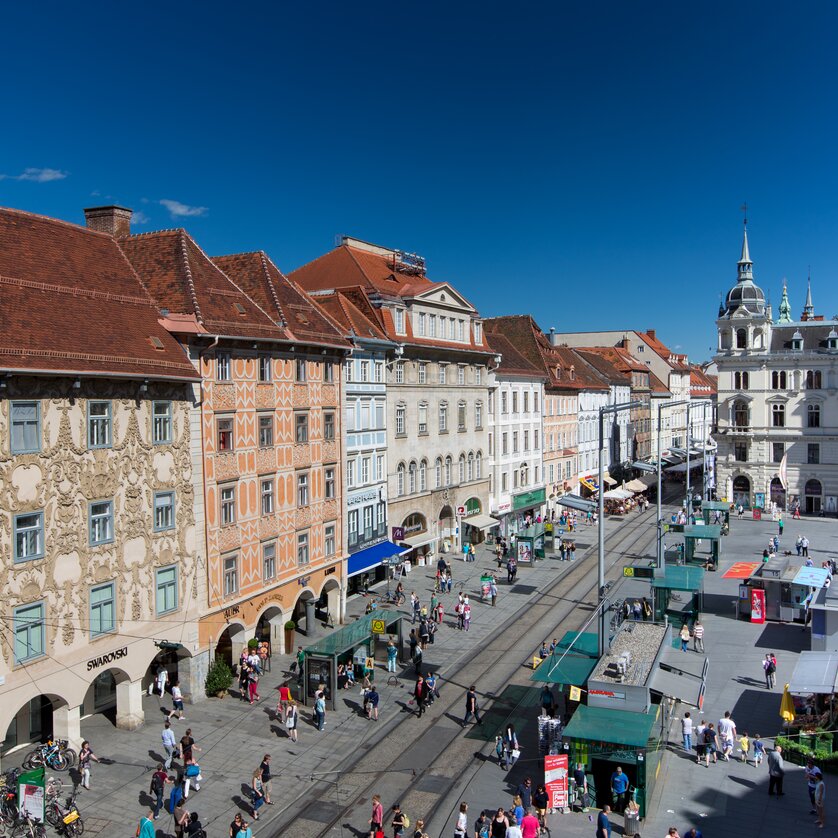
544 754 568 808
17 766 45 822
750 588 766 624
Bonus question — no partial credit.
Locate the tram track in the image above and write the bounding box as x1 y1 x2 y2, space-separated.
269 506 665 838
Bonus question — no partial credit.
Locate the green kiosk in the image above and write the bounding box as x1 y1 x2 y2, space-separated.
702 500 730 527
515 524 546 563
651 565 705 623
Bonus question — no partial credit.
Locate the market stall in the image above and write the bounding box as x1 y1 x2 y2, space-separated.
516 523 546 563
737 556 819 623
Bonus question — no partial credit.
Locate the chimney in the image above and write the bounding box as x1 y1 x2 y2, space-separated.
549 327 556 344
84 205 133 237
646 329 656 340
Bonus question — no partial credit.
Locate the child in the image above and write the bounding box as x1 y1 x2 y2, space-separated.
752 734 764 767
738 731 750 763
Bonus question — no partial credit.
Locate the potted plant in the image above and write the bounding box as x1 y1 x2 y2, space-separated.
284 620 297 654
204 657 234 699
247 638 259 652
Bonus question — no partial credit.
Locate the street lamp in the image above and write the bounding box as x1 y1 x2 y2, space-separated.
656 398 691 577
597 400 641 657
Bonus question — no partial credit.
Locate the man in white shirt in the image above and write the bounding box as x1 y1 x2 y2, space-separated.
717 711 737 761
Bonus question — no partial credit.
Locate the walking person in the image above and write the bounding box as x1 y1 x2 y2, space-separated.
149 664 168 697
610 765 629 812
387 639 398 672
258 755 273 805
366 684 380 720
277 681 292 718
179 728 200 764
695 718 706 764
162 720 178 770
805 758 820 813
767 744 785 796
408 629 418 661
680 712 693 752
753 734 765 767
369 795 384 838
314 689 327 731
813 767 826 828
692 619 704 653
489 578 498 607
763 653 777 689
391 803 406 838
411 592 421 624
455 802 469 838
413 675 428 718
679 623 690 652
168 680 186 721
285 699 299 741
738 731 750 763
718 711 737 761
796 535 803 556
503 724 520 769
78 740 100 790
249 769 265 821
149 763 171 819
778 516 784 536
596 804 612 838
702 723 719 766
463 685 483 726
802 536 809 557
137 811 156 838
462 600 472 632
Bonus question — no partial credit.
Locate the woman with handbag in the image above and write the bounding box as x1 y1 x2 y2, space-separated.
183 758 202 797
502 724 520 769
285 699 299 742
368 794 383 838
250 770 265 821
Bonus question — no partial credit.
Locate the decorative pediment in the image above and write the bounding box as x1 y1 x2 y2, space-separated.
411 283 475 312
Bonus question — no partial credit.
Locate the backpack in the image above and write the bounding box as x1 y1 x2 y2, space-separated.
767 660 776 674
150 773 163 795
402 815 410 829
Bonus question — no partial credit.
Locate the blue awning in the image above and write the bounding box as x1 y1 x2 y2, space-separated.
347 541 409 578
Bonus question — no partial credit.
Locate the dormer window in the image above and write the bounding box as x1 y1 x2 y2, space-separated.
555 366 561 379
828 329 838 350
569 366 575 380
791 330 803 351
394 309 406 335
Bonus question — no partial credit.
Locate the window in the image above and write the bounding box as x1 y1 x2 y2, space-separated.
394 309 405 334
297 472 309 507
258 414 274 448
295 412 309 443
502 433 508 455
345 360 353 382
458 320 465 342
223 556 238 596
376 454 384 481
409 461 417 494
263 542 276 580
474 322 482 344
377 502 385 530
295 359 307 382
458 455 465 483
14 512 44 562
11 401 41 453
512 431 519 453
375 401 385 429
523 392 529 413
417 402 429 434
445 456 452 486
435 457 442 488
501 392 508 414
772 403 785 427
323 411 335 441
395 362 404 384
734 442 748 462
396 404 406 435
458 401 466 431
533 392 539 413
808 443 820 464
419 459 427 491
374 361 384 383
14 602 45 664
439 402 448 432
475 367 482 385
258 356 272 382
458 366 465 386
513 470 519 489
512 392 519 414
325 466 336 499
217 416 234 451
156 566 178 615
488 432 493 456
418 313 426 336
261 479 274 515
429 315 437 337
217 354 231 381
324 362 335 383
89 500 114 546
297 532 310 565
347 459 356 488
772 442 785 463
806 370 823 389
808 404 821 428
154 491 175 531
734 371 749 390
475 402 483 429
418 362 427 384
476 451 482 478
348 510 359 546
90 583 115 637
152 401 173 444
736 328 747 349
325 524 336 557
397 463 406 496
364 505 373 537
361 457 370 484
467 452 474 481
534 430 540 450
524 430 530 451
771 370 787 389
87 401 112 448
502 472 508 491
732 401 749 428
220 485 236 525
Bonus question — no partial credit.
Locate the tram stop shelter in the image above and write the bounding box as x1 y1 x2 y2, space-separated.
515 524 546 563
652 565 705 623
702 500 730 527
301 610 404 710
530 631 599 688
681 524 721 569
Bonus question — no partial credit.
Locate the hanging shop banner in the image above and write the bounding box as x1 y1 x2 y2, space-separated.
750 588 766 624
544 754 568 808
18 766 45 822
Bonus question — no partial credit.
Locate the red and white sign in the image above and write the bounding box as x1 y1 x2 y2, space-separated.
750 588 766 624
544 754 568 809
457 506 466 516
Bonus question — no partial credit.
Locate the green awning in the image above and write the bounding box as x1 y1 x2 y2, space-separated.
518 524 546 539
303 610 403 657
682 524 721 541
530 653 597 686
563 704 658 748
557 631 599 657
702 501 728 512
651 565 705 591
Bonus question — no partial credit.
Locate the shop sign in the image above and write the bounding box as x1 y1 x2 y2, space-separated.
87 646 128 672
544 754 568 808
750 588 766 624
224 605 241 620
347 489 380 507
589 688 626 700
403 522 424 534
465 497 481 516
512 487 546 511
391 526 405 541
370 618 386 635
496 502 511 513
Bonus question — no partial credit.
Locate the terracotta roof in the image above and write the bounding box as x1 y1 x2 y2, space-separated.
578 345 647 375
120 230 284 341
291 243 491 352
638 329 690 370
311 287 391 343
573 349 628 386
0 207 197 380
484 331 546 379
649 371 671 396
690 364 717 397
212 252 350 349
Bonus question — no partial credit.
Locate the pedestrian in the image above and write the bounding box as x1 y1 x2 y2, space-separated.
503 723 520 769
179 728 200 763
285 699 299 741
149 763 171 819
596 804 612 838
632 600 642 621
507 557 517 584
610 766 629 812
409 629 418 660
277 681 292 718
257 754 272 805
778 517 784 536
314 689 326 731
463 600 472 632
248 668 261 704
369 795 384 838
474 809 491 838
491 808 509 838
802 536 810 557
419 618 430 649
682 829 703 838
489 578 498 607
413 675 428 718
229 813 245 838
413 643 423 675
666 830 680 838
752 734 765 767
737 504 744 518
516 778 533 811
796 535 803 556
366 685 379 720
534 783 550 821
411 592 421 623
679 623 690 652
168 680 186 721
425 672 439 705
235 819 253 838
391 803 406 838
463 685 483 726
172 790 190 838
495 736 505 769
149 664 168 696
185 812 204 838
767 744 785 796
78 740 100 790
137 811 156 838
539 684 555 718
680 712 693 752
694 718 706 764
718 711 737 761
805 758 820 813
455 802 469 838
250 769 265 821
813 767 826 828
763 653 777 689
182 756 202 797
162 720 178 770
738 731 750 763
702 723 718 766
692 619 704 652
469 543 476 561
571 764 588 811
428 618 437 645
511 795 525 827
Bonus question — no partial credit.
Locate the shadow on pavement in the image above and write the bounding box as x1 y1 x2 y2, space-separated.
755 622 809 653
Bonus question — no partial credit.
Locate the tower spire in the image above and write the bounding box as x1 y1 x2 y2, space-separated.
778 279 792 323
802 270 814 320
737 215 753 282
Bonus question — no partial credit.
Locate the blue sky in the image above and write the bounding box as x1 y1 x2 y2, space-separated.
2 1 837 362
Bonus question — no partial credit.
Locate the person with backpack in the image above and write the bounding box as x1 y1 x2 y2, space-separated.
150 763 171 819
474 810 491 838
391 803 407 838
763 653 777 689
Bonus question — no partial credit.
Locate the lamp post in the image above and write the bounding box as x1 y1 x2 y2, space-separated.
598 400 641 657
655 398 691 576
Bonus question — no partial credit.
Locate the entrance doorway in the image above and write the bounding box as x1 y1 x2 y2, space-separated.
590 757 637 812
215 622 247 668
732 475 751 509
3 695 61 757
770 477 786 511
805 479 823 515
438 505 455 551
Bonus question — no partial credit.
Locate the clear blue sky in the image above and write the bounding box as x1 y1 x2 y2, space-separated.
3 2 837 362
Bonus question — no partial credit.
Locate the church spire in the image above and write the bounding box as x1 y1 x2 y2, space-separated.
778 279 792 323
802 272 814 320
737 218 753 282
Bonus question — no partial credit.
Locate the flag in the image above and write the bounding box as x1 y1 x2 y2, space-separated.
569 685 582 702
778 452 788 489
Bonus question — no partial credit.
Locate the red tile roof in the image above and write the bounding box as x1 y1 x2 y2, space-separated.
310 287 391 342
0 207 197 380
638 329 690 370
649 371 672 395
577 345 648 375
690 364 717 397
120 230 284 341
484 331 546 379
212 252 350 349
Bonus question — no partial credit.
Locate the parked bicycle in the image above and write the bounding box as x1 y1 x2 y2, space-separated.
22 740 74 772
376 590 405 606
45 788 83 837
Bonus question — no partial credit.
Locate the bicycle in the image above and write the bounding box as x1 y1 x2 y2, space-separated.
45 788 84 837
45 777 64 800
9 813 46 838
377 590 405 606
22 741 71 772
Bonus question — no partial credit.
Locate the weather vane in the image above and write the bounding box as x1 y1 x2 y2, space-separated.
740 202 748 227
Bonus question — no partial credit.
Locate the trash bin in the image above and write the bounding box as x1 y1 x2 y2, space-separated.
624 809 640 836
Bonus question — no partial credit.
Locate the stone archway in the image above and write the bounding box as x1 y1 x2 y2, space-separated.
256 605 285 655
292 588 318 637
438 504 455 551
805 478 823 515
732 475 751 509
2 693 68 758
318 577 341 627
81 666 141 730
215 622 248 669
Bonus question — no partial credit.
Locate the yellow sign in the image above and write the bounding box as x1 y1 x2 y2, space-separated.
623 566 635 577
569 685 582 702
371 618 386 635
533 656 543 670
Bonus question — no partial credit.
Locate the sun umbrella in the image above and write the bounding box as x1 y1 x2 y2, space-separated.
780 683 795 723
